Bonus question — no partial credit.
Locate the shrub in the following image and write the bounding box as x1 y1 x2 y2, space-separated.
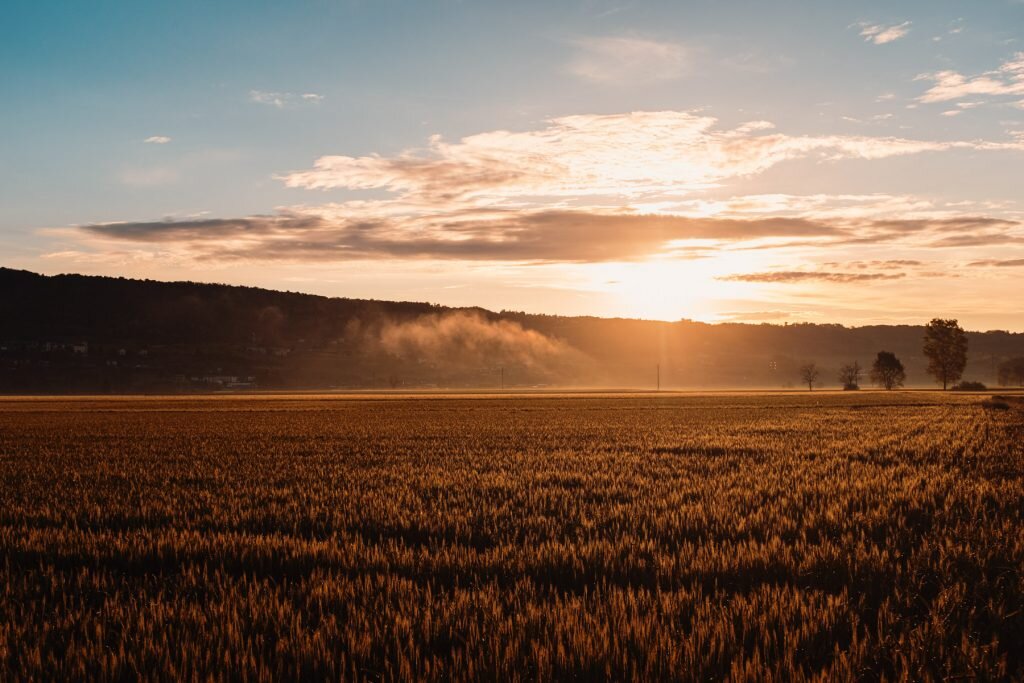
952 380 987 391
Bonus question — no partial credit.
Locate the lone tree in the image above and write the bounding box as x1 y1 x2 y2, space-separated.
923 318 968 390
838 361 862 390
871 351 906 390
799 363 820 391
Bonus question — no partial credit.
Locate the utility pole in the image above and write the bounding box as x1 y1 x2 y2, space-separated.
500 366 504 391
657 364 660 392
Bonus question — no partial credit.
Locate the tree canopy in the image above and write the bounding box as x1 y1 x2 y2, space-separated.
871 351 906 390
838 361 862 390
799 363 820 391
923 319 968 390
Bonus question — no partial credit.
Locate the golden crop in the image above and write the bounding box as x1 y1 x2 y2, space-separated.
0 392 1021 681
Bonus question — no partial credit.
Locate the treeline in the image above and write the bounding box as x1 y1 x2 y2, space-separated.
798 319 1004 391
2 267 1024 391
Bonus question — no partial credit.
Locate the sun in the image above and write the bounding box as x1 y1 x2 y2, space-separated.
578 249 772 321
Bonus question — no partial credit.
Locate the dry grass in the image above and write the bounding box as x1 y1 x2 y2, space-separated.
1 392 1022 681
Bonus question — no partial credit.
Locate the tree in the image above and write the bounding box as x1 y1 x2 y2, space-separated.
871 351 906 390
799 363 820 391
923 319 968 390
838 361 862 390
998 357 1024 387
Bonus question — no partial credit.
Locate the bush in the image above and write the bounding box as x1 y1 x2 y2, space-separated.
842 383 860 391
952 381 987 391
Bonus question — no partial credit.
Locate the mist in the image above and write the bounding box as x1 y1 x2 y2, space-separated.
368 312 594 386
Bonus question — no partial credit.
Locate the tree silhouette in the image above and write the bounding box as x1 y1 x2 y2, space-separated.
923 319 968 390
799 363 820 391
838 361 861 390
871 351 906 390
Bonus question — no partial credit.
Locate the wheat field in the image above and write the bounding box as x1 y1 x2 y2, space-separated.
1 392 1022 681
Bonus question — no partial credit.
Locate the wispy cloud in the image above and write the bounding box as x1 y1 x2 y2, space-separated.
967 258 1024 267
916 53 1024 103
144 135 172 144
280 111 1024 202
930 233 1024 247
717 310 796 321
932 18 965 42
822 259 923 269
566 36 687 84
720 270 907 283
249 90 325 108
857 21 911 45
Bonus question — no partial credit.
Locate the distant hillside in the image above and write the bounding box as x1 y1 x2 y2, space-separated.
2 267 1022 392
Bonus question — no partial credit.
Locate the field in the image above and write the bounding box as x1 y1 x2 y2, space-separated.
1 392 1023 681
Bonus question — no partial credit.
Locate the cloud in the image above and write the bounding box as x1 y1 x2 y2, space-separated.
566 36 687 84
664 193 948 221
858 21 911 45
38 249 181 266
822 259 923 269
929 233 1024 247
61 110 1024 266
76 211 841 263
249 90 324 108
866 217 1017 234
820 217 1022 248
144 136 171 144
280 111 1024 203
716 211 1022 250
720 271 907 283
932 20 965 43
916 53 1024 103
717 310 795 321
967 258 1024 267
74 206 1023 265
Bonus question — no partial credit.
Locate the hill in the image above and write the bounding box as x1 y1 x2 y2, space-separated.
2 267 1022 392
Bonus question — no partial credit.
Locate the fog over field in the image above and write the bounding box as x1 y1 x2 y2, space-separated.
374 312 592 378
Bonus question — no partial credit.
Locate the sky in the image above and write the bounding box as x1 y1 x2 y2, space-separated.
2 0 1024 330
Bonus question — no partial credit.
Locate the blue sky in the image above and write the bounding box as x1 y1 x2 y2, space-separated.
2 0 1023 328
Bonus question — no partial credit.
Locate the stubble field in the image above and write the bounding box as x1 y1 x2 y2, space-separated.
1 392 1022 681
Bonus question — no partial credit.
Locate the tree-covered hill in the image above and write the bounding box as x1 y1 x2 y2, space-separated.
2 267 1022 392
